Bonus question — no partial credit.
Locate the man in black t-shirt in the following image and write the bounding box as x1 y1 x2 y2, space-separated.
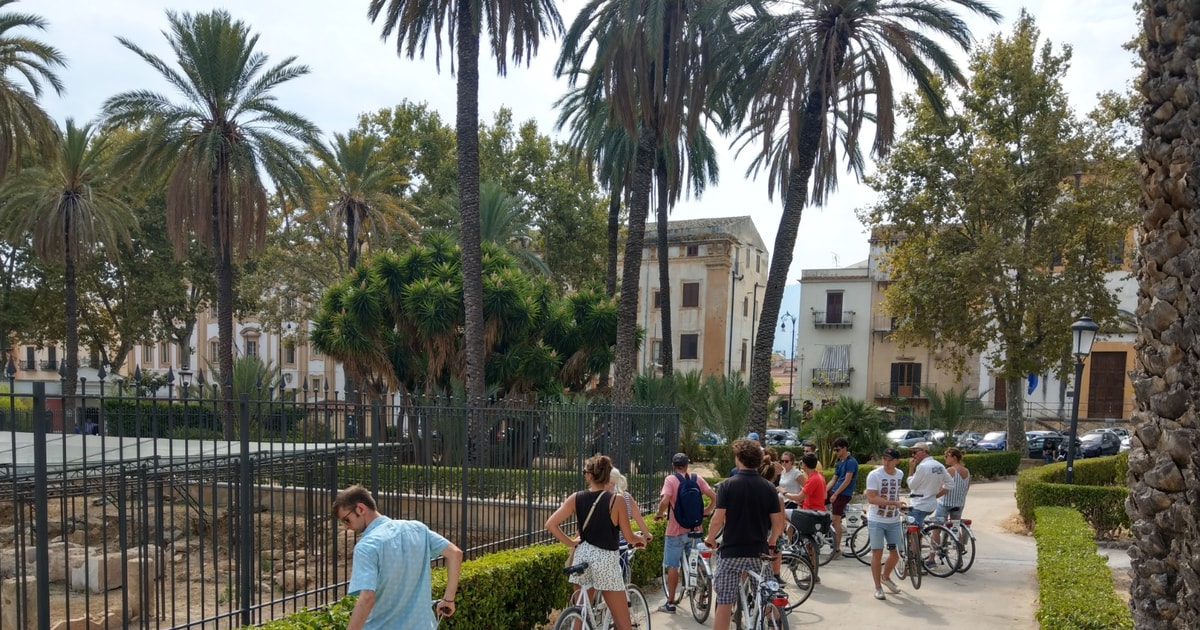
704 439 784 630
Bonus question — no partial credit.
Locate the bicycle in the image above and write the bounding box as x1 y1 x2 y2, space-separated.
920 517 963 578
557 561 652 630
730 553 790 630
782 514 836 567
656 531 714 622
775 536 816 610
891 512 923 590
945 516 977 573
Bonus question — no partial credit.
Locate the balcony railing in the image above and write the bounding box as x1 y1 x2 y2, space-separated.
873 316 897 332
812 368 852 387
874 382 936 399
39 360 58 371
21 360 35 371
813 310 855 328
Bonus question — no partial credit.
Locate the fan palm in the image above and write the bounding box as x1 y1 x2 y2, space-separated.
557 0 732 403
0 119 135 404
311 129 416 271
367 1 564 431
728 0 1001 433
102 10 318 438
0 0 66 182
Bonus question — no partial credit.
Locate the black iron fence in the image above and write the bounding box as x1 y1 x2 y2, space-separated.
0 382 679 629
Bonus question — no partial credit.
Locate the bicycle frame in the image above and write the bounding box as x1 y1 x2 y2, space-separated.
735 557 789 629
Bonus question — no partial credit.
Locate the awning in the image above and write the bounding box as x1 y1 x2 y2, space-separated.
814 345 851 386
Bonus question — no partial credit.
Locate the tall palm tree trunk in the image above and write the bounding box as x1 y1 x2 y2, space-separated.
612 131 657 404
344 210 362 416
63 223 78 413
655 164 673 376
213 170 236 440
457 1 487 465
748 89 827 433
606 185 621 296
1128 2 1199 625
346 211 359 270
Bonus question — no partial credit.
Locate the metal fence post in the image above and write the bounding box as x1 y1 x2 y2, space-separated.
32 382 49 630
238 393 253 627
370 399 380 498
459 403 469 555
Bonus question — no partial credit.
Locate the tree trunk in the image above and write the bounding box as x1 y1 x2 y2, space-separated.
1005 374 1025 454
611 131 658 404
655 165 673 377
213 166 236 440
1128 3 1199 625
606 185 621 297
63 223 78 426
747 89 826 434
457 3 487 465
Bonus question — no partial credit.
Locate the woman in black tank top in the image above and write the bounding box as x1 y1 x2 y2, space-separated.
546 454 647 630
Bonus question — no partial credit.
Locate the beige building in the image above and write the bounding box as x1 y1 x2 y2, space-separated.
632 216 769 379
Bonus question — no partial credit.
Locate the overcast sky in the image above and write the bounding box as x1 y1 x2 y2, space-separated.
35 1 1140 350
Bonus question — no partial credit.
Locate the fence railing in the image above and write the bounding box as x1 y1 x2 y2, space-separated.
0 383 678 629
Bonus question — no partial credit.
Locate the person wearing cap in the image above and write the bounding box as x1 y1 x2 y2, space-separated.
655 452 716 612
865 448 906 600
907 441 953 569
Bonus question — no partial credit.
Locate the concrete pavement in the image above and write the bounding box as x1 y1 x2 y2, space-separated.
640 480 1038 629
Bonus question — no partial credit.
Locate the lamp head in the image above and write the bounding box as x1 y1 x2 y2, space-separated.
1071 315 1099 361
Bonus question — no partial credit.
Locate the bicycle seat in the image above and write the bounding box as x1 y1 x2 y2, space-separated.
688 531 705 539
563 561 590 576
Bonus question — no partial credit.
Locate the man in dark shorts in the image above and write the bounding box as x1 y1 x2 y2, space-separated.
704 439 784 630
827 437 859 559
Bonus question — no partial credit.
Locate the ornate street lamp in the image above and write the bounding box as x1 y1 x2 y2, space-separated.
780 312 797 429
1065 315 1099 483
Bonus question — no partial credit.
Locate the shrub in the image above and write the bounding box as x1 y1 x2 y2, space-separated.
102 399 220 438
1033 506 1132 630
1015 454 1130 537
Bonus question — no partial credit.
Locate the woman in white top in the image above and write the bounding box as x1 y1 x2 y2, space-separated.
937 447 971 519
777 451 803 510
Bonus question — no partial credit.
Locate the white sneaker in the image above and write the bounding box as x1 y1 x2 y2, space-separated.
874 588 886 600
882 577 901 594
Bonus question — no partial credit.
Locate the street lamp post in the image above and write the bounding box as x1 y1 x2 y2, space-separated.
1065 315 1099 484
780 312 797 429
728 252 744 377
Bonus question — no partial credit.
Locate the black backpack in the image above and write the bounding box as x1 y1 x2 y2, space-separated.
673 473 705 529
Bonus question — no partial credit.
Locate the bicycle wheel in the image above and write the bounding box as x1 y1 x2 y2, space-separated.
850 524 872 566
689 559 712 623
625 585 651 630
761 602 790 630
816 529 836 566
921 525 961 578
906 530 923 590
783 553 815 611
893 545 907 580
955 524 977 573
552 606 587 630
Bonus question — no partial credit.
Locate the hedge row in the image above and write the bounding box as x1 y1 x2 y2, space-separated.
251 517 671 630
1032 506 1132 630
1015 454 1130 537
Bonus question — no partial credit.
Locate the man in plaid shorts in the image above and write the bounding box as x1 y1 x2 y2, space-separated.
704 438 785 630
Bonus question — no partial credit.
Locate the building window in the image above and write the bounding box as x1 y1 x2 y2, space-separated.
24 346 34 371
825 292 844 324
246 340 258 358
743 297 749 317
142 345 153 364
209 341 219 363
756 253 761 273
650 340 662 368
682 282 700 308
311 377 322 393
47 345 56 366
680 334 699 360
653 290 663 309
889 362 923 397
1108 242 1125 265
686 244 699 257
994 377 1007 410
160 343 170 364
285 342 296 365
740 341 747 373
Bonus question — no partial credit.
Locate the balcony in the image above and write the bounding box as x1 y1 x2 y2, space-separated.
39 360 58 371
873 316 897 333
21 360 35 371
812 310 855 328
874 382 936 400
812 368 852 387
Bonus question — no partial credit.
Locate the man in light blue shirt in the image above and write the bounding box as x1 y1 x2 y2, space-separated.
333 485 462 630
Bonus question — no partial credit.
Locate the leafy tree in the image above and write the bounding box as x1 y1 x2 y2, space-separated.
1127 2 1200 625
803 397 889 466
103 10 319 438
367 1 566 467
926 385 985 443
861 15 1138 455
0 120 135 407
723 0 1000 435
557 0 732 402
0 237 60 359
357 101 458 230
0 0 66 182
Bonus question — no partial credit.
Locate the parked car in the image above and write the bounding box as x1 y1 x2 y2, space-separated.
896 432 933 448
976 431 1007 450
1027 434 1069 459
929 430 948 444
886 429 930 446
697 431 722 446
1078 431 1122 458
955 431 984 448
765 428 801 447
1087 427 1130 439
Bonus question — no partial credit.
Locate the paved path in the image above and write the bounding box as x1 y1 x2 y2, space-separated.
643 479 1037 629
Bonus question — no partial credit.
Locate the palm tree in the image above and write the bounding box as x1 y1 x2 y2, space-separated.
557 0 732 403
0 0 66 182
366 1 564 438
0 119 135 408
1128 2 1199 624
310 129 416 272
103 10 318 438
727 0 1001 434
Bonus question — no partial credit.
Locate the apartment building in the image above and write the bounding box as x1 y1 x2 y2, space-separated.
634 216 769 379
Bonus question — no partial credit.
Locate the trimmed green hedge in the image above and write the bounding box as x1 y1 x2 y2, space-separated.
1033 506 1132 630
1015 454 1130 537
